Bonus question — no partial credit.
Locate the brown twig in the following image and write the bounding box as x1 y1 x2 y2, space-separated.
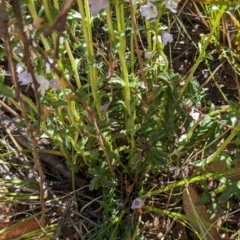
0 100 24 120
44 0 75 37
54 199 74 239
0 0 46 224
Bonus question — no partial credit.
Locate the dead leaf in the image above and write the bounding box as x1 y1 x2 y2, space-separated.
182 185 221 240
42 106 54 117
172 221 188 240
205 161 240 182
0 65 4 73
126 184 134 193
45 48 55 57
66 92 75 101
0 216 50 239
62 225 74 240
59 77 69 88
32 17 45 30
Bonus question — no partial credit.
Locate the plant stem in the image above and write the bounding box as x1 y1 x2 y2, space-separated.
27 0 50 51
76 0 102 119
65 41 81 88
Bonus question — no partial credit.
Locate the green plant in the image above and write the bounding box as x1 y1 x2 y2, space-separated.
1 0 240 239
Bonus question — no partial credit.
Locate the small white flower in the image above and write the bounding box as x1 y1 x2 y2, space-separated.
88 0 109 15
152 35 161 43
16 64 24 74
163 0 178 13
125 0 137 5
35 75 50 95
131 198 143 209
144 51 153 60
179 134 187 142
189 109 200 121
161 31 173 45
45 58 54 74
18 71 33 85
140 2 158 20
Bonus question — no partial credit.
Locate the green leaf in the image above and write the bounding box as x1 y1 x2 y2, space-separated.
171 87 179 102
50 100 67 108
149 131 164 145
89 176 101 190
191 158 206 167
101 177 117 188
148 85 166 100
149 147 168 166
111 132 127 140
108 77 126 86
229 101 240 116
218 182 238 203
234 154 240 163
0 48 6 59
195 193 211 205
0 82 13 97
77 87 90 101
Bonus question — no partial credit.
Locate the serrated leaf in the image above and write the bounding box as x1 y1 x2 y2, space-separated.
149 131 164 145
108 77 126 86
148 85 166 100
130 152 141 166
141 116 158 131
89 177 100 190
101 177 117 188
149 147 168 165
